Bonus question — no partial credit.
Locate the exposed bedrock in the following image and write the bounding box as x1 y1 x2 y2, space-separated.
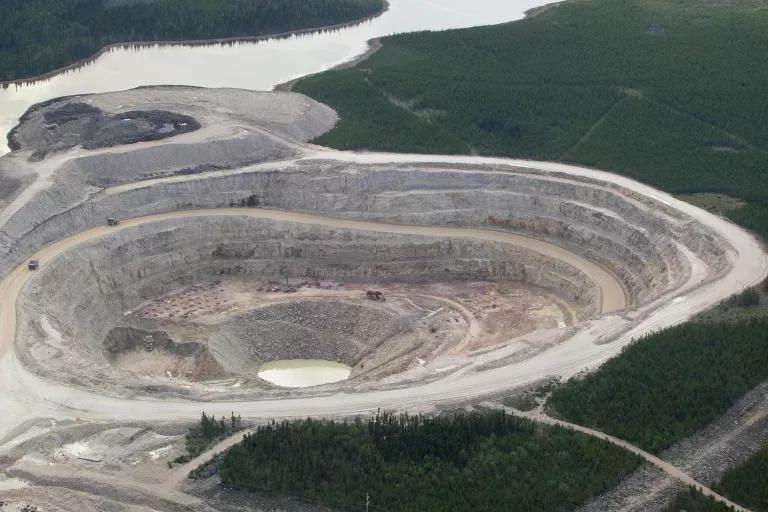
0 88 737 401
209 301 403 375
0 86 338 245
2 161 729 309
16 216 598 397
9 101 201 159
8 86 337 158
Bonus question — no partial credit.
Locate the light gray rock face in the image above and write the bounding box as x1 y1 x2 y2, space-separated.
0 86 338 257
2 160 722 309
0 88 735 403
9 86 337 154
17 216 598 397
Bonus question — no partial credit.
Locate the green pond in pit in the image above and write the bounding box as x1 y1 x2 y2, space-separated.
258 359 352 388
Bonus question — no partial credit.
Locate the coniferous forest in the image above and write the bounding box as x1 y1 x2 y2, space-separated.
714 445 768 512
294 0 768 239
174 412 243 464
548 319 768 454
0 0 384 82
218 410 640 512
294 4 768 503
664 488 734 512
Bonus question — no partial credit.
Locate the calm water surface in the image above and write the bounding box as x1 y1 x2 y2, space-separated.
258 359 352 388
0 0 551 153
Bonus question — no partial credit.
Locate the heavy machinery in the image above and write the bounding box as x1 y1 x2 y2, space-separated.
28 260 39 271
106 218 120 226
366 290 385 301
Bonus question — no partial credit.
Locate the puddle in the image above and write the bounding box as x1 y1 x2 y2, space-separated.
258 359 351 388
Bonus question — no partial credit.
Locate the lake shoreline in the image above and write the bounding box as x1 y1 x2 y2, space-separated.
274 0 566 92
0 0 390 89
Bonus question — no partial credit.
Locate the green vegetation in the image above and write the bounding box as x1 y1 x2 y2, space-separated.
715 444 768 511
666 439 768 511
693 279 768 325
547 319 768 454
675 194 746 217
0 0 383 82
295 2 768 495
174 411 242 464
501 378 560 412
722 286 760 309
219 410 640 512
665 488 734 512
294 0 768 237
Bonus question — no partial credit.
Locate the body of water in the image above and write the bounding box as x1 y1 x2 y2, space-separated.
258 359 352 388
0 0 551 154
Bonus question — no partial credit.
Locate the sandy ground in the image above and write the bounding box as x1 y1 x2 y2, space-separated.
130 278 565 355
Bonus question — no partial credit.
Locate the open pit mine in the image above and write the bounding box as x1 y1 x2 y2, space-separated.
0 85 763 411
0 87 764 510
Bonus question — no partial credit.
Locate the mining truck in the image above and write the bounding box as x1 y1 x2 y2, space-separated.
144 335 154 352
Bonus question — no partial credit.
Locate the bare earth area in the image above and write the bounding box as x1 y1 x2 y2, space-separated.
0 86 765 511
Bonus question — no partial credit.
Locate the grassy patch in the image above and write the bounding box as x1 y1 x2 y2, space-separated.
694 281 768 323
501 378 560 412
219 411 640 512
677 193 746 217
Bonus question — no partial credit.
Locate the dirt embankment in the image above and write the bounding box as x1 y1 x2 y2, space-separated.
10 101 200 160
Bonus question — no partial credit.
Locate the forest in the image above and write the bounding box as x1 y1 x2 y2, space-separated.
0 0 383 82
174 411 242 464
664 488 734 512
547 319 768 454
295 5 768 500
218 410 640 512
715 444 768 512
294 0 768 238
663 440 768 511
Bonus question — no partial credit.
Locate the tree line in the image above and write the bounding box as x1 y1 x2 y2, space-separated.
548 319 768 454
294 0 768 239
714 445 768 512
217 410 640 512
174 411 243 464
0 0 383 82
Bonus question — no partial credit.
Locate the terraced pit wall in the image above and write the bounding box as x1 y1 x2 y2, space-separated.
1 161 726 308
16 216 598 395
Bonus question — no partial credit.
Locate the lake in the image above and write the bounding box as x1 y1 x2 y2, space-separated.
0 0 551 154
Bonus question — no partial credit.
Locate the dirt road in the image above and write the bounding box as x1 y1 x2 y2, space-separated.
0 206 624 361
164 402 754 512
0 154 765 443
494 406 752 512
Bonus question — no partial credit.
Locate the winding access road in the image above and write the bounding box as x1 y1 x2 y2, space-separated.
158 402 755 511
500 406 753 512
0 154 764 440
